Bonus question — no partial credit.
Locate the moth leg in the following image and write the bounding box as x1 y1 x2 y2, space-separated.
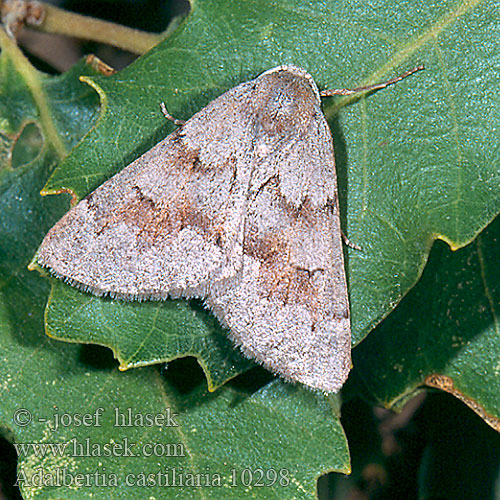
160 102 186 126
326 199 362 250
341 229 362 251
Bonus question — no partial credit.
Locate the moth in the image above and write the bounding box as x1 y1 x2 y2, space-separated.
34 65 422 393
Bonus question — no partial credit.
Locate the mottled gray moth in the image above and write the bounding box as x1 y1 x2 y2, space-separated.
33 65 423 393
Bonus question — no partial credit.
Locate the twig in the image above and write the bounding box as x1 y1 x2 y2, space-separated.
2 0 163 54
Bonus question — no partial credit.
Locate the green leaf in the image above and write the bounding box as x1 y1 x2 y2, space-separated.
5 348 349 500
46 282 254 390
347 212 500 429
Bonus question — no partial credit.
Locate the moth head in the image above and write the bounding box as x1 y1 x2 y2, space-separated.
253 66 322 136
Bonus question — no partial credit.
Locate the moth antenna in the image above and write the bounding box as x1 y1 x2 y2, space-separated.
320 64 424 97
160 102 186 126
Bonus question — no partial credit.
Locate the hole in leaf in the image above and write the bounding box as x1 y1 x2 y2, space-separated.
78 344 118 370
163 357 206 394
11 123 43 169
